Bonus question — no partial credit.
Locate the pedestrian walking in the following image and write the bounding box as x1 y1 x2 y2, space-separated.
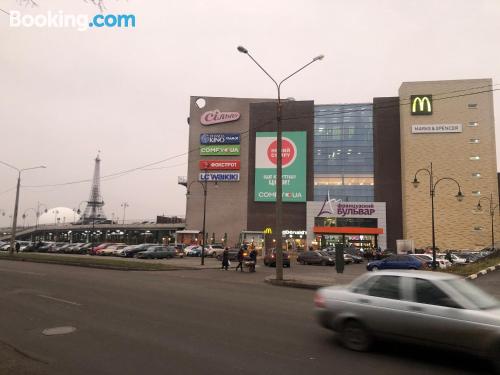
15 242 20 253
249 248 257 272
221 247 230 270
235 248 244 272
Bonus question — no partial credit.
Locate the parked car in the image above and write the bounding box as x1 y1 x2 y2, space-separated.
206 244 225 258
186 246 203 257
92 243 126 255
314 270 500 368
438 253 467 264
120 244 156 258
410 254 451 269
367 255 423 271
297 251 335 266
263 249 290 267
216 248 240 261
136 246 177 259
323 249 354 265
97 244 127 256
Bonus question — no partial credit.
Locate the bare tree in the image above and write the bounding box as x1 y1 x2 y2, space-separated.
17 0 107 11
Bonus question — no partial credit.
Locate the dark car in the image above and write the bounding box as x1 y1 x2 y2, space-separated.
297 251 335 266
121 244 156 258
264 249 290 268
216 248 240 261
136 246 176 259
367 255 424 271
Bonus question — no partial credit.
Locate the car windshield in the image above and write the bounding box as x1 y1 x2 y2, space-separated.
317 251 329 256
444 279 500 310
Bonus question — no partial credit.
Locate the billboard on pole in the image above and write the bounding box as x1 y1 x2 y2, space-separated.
254 131 306 202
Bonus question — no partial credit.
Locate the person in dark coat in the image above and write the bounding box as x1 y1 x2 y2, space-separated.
235 248 244 272
249 248 257 272
221 247 229 270
15 242 20 253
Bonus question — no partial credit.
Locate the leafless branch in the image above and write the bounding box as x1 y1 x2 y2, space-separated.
85 0 106 12
18 0 38 7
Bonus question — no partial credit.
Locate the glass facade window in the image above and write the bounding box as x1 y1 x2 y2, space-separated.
470 156 481 160
472 191 481 196
468 103 478 109
315 217 378 228
314 104 374 202
472 172 481 178
468 121 479 127
469 139 480 144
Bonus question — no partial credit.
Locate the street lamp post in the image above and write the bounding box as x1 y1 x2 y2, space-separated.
121 202 129 225
412 162 464 269
0 161 46 254
237 46 324 280
35 202 48 229
476 192 499 250
187 176 209 266
90 214 101 255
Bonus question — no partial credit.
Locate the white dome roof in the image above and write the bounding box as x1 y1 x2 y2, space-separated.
38 207 80 225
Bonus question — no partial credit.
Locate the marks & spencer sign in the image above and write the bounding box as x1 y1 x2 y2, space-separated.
411 124 462 134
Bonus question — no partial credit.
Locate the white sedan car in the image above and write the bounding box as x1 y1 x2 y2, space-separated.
315 270 500 367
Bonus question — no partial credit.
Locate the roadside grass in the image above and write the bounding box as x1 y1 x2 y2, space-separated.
0 252 195 271
442 253 500 277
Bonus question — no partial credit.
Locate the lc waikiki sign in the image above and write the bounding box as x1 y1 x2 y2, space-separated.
201 110 240 126
254 131 306 202
411 95 432 115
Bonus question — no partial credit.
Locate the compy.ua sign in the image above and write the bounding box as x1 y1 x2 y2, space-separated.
8 10 136 31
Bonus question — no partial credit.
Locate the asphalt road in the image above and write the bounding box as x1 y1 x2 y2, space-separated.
0 260 495 375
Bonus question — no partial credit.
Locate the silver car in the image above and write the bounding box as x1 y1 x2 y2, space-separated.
314 270 500 366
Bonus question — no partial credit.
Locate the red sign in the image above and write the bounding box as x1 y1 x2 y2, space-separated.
199 160 240 170
201 109 240 126
266 138 296 167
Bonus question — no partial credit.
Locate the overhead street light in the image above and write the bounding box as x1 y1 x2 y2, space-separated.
412 162 464 269
476 192 499 250
0 161 46 254
237 45 324 281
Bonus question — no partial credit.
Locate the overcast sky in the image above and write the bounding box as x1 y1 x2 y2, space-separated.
1 0 499 227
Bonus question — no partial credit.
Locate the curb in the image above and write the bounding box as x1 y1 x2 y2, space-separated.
466 263 500 280
264 276 325 290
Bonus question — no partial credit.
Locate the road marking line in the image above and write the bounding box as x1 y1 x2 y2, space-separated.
37 295 81 306
0 268 45 276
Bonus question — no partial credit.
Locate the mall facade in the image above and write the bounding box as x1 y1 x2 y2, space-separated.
183 78 498 252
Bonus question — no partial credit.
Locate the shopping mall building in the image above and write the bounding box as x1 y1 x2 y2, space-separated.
182 78 498 252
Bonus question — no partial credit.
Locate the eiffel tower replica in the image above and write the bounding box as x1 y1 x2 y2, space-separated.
79 153 107 224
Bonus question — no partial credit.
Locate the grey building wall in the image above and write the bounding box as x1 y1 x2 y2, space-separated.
185 96 270 246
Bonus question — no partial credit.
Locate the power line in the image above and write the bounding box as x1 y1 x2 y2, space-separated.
17 85 500 190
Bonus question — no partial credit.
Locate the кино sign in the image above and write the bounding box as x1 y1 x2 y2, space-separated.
200 133 240 145
201 109 240 125
411 95 432 115
199 160 240 170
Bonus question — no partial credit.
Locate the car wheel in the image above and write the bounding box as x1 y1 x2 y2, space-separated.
371 266 379 271
340 320 372 352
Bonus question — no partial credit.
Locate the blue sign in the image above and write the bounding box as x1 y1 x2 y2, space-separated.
200 133 240 145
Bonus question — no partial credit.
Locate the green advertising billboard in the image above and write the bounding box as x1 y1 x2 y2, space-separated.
200 145 240 156
254 131 306 202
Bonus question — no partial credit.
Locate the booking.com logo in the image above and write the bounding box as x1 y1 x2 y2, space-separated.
9 11 136 31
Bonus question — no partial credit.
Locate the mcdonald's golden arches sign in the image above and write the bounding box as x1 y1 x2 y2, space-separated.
411 95 432 115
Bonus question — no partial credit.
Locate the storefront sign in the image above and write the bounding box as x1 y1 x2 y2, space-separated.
201 109 240 125
254 131 307 202
200 145 240 155
282 230 307 236
199 172 240 182
317 202 377 217
411 124 462 133
411 95 432 115
200 133 240 145
199 160 240 170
